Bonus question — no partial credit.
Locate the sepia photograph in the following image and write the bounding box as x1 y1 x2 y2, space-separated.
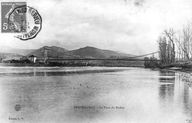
0 0 192 123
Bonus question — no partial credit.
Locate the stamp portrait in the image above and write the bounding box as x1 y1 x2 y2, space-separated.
1 2 27 33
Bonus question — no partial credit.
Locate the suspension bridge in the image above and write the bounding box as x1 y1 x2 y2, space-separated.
39 51 160 63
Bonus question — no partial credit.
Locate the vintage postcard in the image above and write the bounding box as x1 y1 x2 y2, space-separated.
0 0 192 123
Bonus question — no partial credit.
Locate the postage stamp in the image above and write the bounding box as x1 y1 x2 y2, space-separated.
1 2 27 33
1 2 42 40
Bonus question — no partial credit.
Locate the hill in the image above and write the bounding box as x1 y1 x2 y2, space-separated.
27 46 77 58
27 46 135 59
0 53 23 60
69 46 134 59
1 46 135 59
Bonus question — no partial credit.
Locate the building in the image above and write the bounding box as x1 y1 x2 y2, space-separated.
28 55 37 63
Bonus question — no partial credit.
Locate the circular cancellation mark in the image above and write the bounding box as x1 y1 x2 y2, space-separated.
8 5 42 40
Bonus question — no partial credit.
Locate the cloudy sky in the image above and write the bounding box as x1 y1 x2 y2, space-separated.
1 0 192 55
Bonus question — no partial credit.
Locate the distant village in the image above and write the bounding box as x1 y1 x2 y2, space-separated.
0 55 38 64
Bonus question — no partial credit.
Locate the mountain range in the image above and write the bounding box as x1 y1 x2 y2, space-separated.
0 46 135 59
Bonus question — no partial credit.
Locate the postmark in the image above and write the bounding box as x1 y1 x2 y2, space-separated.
15 6 42 40
1 2 42 40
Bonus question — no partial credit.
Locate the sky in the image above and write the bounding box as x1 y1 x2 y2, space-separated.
1 0 192 55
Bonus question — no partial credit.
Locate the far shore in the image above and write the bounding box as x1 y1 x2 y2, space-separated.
0 62 144 67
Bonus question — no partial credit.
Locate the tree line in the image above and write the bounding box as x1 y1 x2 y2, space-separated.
158 23 192 65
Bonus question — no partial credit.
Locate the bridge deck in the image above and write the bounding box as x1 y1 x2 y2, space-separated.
37 58 160 61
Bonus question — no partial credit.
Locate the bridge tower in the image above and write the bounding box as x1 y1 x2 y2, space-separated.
41 46 50 64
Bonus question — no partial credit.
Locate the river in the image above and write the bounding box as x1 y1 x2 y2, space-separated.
0 67 191 123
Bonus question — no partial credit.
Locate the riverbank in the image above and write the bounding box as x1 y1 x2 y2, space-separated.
144 60 192 73
166 67 192 89
0 61 145 67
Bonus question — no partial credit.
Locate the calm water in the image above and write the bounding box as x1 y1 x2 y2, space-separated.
0 67 191 123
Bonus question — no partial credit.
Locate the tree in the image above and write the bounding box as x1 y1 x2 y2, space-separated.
158 28 176 64
158 36 167 64
174 23 192 60
164 29 176 63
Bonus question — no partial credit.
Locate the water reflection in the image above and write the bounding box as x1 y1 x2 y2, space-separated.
1 67 192 123
158 70 192 118
159 71 175 102
179 73 192 117
0 67 125 77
